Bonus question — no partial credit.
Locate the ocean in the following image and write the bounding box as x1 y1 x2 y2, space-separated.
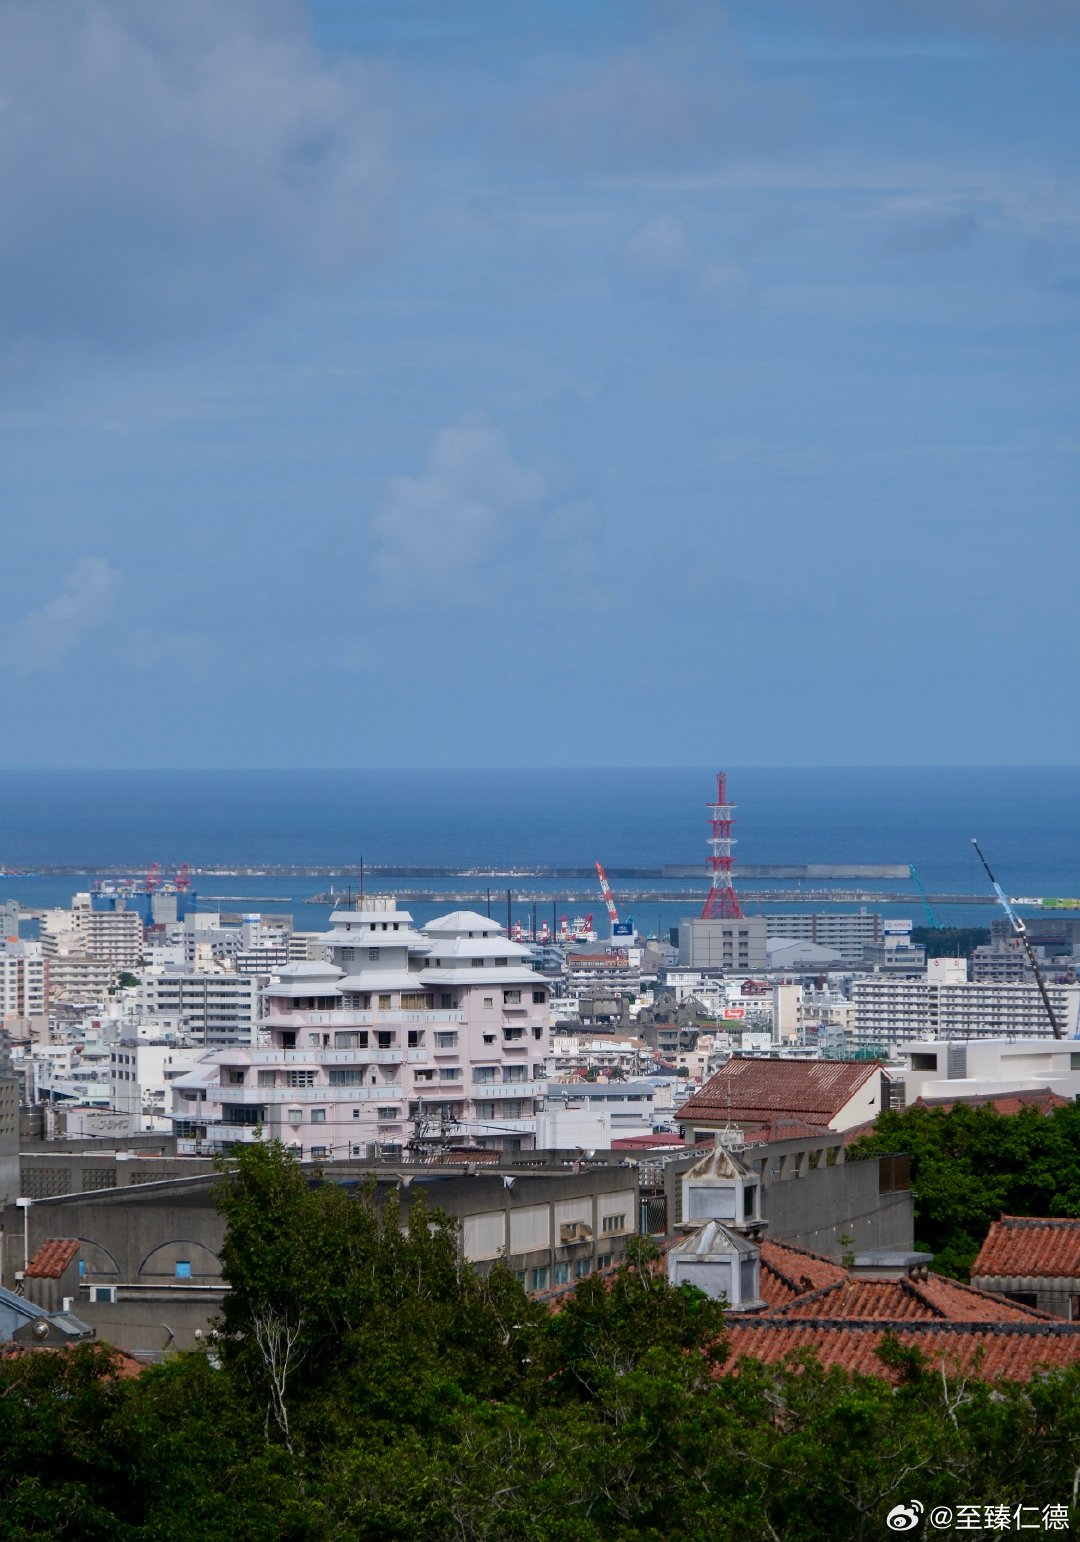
1 766 1077 935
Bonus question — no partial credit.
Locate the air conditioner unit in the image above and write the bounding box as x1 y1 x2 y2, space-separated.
89 1286 118 1304
560 1221 593 1244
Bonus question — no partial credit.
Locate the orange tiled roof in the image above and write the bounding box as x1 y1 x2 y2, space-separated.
913 1090 1071 1116
677 1057 881 1127
25 1238 80 1279
772 1274 1052 1323
725 1320 1080 1383
972 1217 1080 1281
758 1240 848 1307
0 1343 148 1379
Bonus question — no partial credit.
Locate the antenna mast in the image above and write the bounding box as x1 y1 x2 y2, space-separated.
701 771 743 920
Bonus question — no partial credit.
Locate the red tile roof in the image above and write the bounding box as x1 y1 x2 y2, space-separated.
913 1090 1071 1117
972 1217 1080 1281
677 1057 882 1128
772 1274 1051 1324
0 1343 148 1379
611 1135 687 1149
724 1320 1080 1383
758 1240 847 1307
25 1238 80 1279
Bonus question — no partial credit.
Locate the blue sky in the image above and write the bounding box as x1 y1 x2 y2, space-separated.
1 0 1077 767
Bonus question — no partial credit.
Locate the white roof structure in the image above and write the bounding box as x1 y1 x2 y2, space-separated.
338 970 427 993
424 911 503 936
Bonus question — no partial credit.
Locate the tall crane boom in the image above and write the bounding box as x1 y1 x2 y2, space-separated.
909 864 942 929
595 862 620 934
971 838 1062 1039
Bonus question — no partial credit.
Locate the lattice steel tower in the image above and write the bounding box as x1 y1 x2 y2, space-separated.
700 770 743 920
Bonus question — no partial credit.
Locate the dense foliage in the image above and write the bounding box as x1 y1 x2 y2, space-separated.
1 1140 1078 1539
850 1101 1080 1277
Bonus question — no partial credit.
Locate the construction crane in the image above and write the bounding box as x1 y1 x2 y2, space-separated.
909 864 942 929
971 838 1062 1039
595 862 620 938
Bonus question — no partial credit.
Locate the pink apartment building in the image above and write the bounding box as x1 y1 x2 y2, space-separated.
171 897 550 1156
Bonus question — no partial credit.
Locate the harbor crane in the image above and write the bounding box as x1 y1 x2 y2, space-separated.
909 864 942 929
971 838 1062 1039
595 861 620 938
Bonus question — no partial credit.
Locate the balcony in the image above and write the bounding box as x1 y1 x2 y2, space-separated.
215 1085 402 1105
262 1007 464 1028
473 1082 540 1100
255 1048 404 1066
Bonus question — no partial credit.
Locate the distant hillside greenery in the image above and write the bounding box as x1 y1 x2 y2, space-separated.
1 1141 1078 1540
850 1102 1080 1278
910 925 990 956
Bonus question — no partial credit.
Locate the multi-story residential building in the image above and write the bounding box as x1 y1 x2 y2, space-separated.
765 910 894 967
678 918 768 972
137 970 265 1048
109 1042 206 1130
850 975 1080 1053
0 938 48 1042
171 898 550 1157
566 951 640 1001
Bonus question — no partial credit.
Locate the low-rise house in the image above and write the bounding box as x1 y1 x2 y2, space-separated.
677 1056 888 1139
971 1217 1080 1320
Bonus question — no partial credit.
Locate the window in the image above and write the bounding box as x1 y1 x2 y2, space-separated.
287 1070 315 1088
175 1261 192 1280
311 1108 327 1123
352 1109 360 1119
227 1070 245 1085
377 1106 399 1120
503 1067 527 1083
439 1067 461 1081
472 958 485 967
434 1032 458 1049
368 948 380 961
553 1263 569 1286
743 1186 755 1219
530 1267 548 1291
514 1270 526 1285
483 997 493 1008
329 1068 366 1085
402 994 431 1011
597 1253 613 1269
378 994 392 1010
440 993 453 1009
602 1214 626 1235
311 1146 329 1159
475 1102 496 1121
257 1070 275 1087
574 1259 590 1279
376 1032 394 1049
532 1026 543 1040
408 1030 422 1047
288 1108 303 1123
504 990 521 1004
532 990 547 1004
473 1067 497 1084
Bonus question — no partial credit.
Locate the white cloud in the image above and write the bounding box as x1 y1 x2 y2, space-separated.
614 215 754 312
12 557 120 674
368 418 546 602
0 0 397 352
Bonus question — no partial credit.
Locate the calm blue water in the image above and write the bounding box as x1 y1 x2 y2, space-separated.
0 767 1077 933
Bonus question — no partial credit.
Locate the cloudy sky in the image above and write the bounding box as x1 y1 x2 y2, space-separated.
2 0 1077 767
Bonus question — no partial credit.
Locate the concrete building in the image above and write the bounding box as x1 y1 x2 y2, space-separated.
108 1043 206 1130
678 917 768 972
850 975 1080 1052
542 1080 658 1142
765 910 892 967
173 898 550 1158
137 970 265 1048
41 894 143 973
895 1037 1080 1107
0 939 48 1043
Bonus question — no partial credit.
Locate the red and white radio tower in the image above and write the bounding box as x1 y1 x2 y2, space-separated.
700 771 743 920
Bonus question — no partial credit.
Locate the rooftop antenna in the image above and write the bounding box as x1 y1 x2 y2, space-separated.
701 771 744 920
359 854 364 911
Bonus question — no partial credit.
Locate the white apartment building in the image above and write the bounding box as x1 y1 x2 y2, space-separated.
897 1038 1080 1106
0 938 48 1042
850 975 1080 1053
138 970 265 1047
171 899 550 1157
765 910 894 967
109 1042 206 1129
566 951 641 1001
